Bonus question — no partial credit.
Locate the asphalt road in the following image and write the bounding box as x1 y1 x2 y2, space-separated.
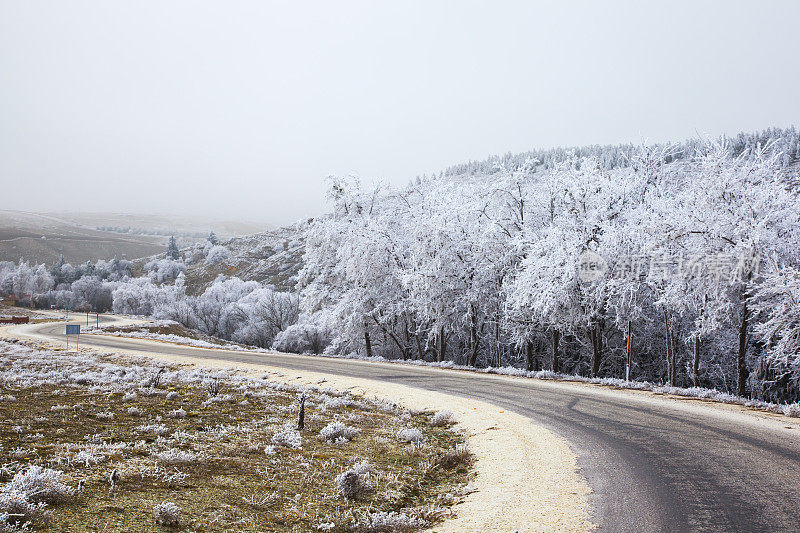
25 318 800 532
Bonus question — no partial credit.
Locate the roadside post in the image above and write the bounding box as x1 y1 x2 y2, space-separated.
66 324 80 352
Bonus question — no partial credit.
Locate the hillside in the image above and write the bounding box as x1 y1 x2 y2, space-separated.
0 211 165 264
170 127 800 297
0 211 272 266
140 223 308 294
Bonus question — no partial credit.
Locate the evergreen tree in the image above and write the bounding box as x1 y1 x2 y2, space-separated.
166 236 180 260
207 231 219 246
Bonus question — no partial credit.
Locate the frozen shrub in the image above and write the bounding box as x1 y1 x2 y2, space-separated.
166 408 186 419
165 391 178 401
429 410 455 427
0 490 47 529
95 411 114 420
321 396 354 411
335 465 374 501
272 322 332 355
145 368 165 389
350 460 373 476
263 445 276 456
271 423 302 449
204 379 221 397
127 407 143 417
155 449 201 465
319 422 359 443
202 394 235 406
153 501 181 526
122 392 137 402
783 403 800 417
396 428 425 443
205 245 230 265
7 465 75 504
437 443 470 469
351 510 428 532
73 450 105 468
136 423 171 437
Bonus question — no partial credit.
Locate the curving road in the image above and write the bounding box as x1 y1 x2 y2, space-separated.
17 317 800 532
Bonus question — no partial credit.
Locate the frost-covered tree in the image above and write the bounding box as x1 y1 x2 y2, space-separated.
165 236 180 260
205 245 230 265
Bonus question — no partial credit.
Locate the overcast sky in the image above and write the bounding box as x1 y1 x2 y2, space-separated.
1 1 799 225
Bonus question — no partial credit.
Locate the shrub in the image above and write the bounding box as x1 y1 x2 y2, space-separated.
396 428 425 443
351 510 428 532
136 423 171 437
0 490 47 530
204 245 230 265
271 423 302 449
429 410 455 427
204 379 221 397
437 443 470 470
335 463 374 501
153 501 181 526
155 449 201 465
783 403 800 417
319 422 359 443
7 465 75 504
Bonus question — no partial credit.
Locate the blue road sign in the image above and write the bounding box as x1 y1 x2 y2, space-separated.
66 325 80 335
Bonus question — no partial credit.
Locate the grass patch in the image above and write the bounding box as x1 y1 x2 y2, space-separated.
0 341 472 532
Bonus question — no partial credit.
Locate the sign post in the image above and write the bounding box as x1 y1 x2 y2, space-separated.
66 324 80 352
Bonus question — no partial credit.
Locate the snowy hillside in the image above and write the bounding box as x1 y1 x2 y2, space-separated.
172 224 307 294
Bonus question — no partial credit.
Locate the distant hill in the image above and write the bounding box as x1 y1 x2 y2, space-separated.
0 211 165 264
0 211 271 265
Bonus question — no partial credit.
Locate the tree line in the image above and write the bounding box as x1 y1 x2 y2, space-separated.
298 133 800 403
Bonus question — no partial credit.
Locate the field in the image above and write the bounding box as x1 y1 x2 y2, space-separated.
0 211 270 265
0 340 471 532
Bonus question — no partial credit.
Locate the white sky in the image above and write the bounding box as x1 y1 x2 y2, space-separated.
2 1 799 225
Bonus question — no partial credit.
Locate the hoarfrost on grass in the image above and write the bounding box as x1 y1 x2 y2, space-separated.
396 428 424 443
153 501 182 526
429 410 455 427
319 422 360 443
271 423 302 449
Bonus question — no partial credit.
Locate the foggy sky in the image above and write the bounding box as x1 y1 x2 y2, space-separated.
2 1 799 225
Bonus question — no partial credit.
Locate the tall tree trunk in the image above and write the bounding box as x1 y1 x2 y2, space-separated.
495 320 501 367
468 307 480 367
373 316 408 360
670 328 678 386
693 335 700 388
737 301 750 397
552 330 560 373
410 318 424 361
364 326 373 359
525 341 534 372
590 319 604 378
664 311 673 386
437 325 446 363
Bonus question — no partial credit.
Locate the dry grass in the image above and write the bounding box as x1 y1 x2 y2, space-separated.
0 342 472 532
